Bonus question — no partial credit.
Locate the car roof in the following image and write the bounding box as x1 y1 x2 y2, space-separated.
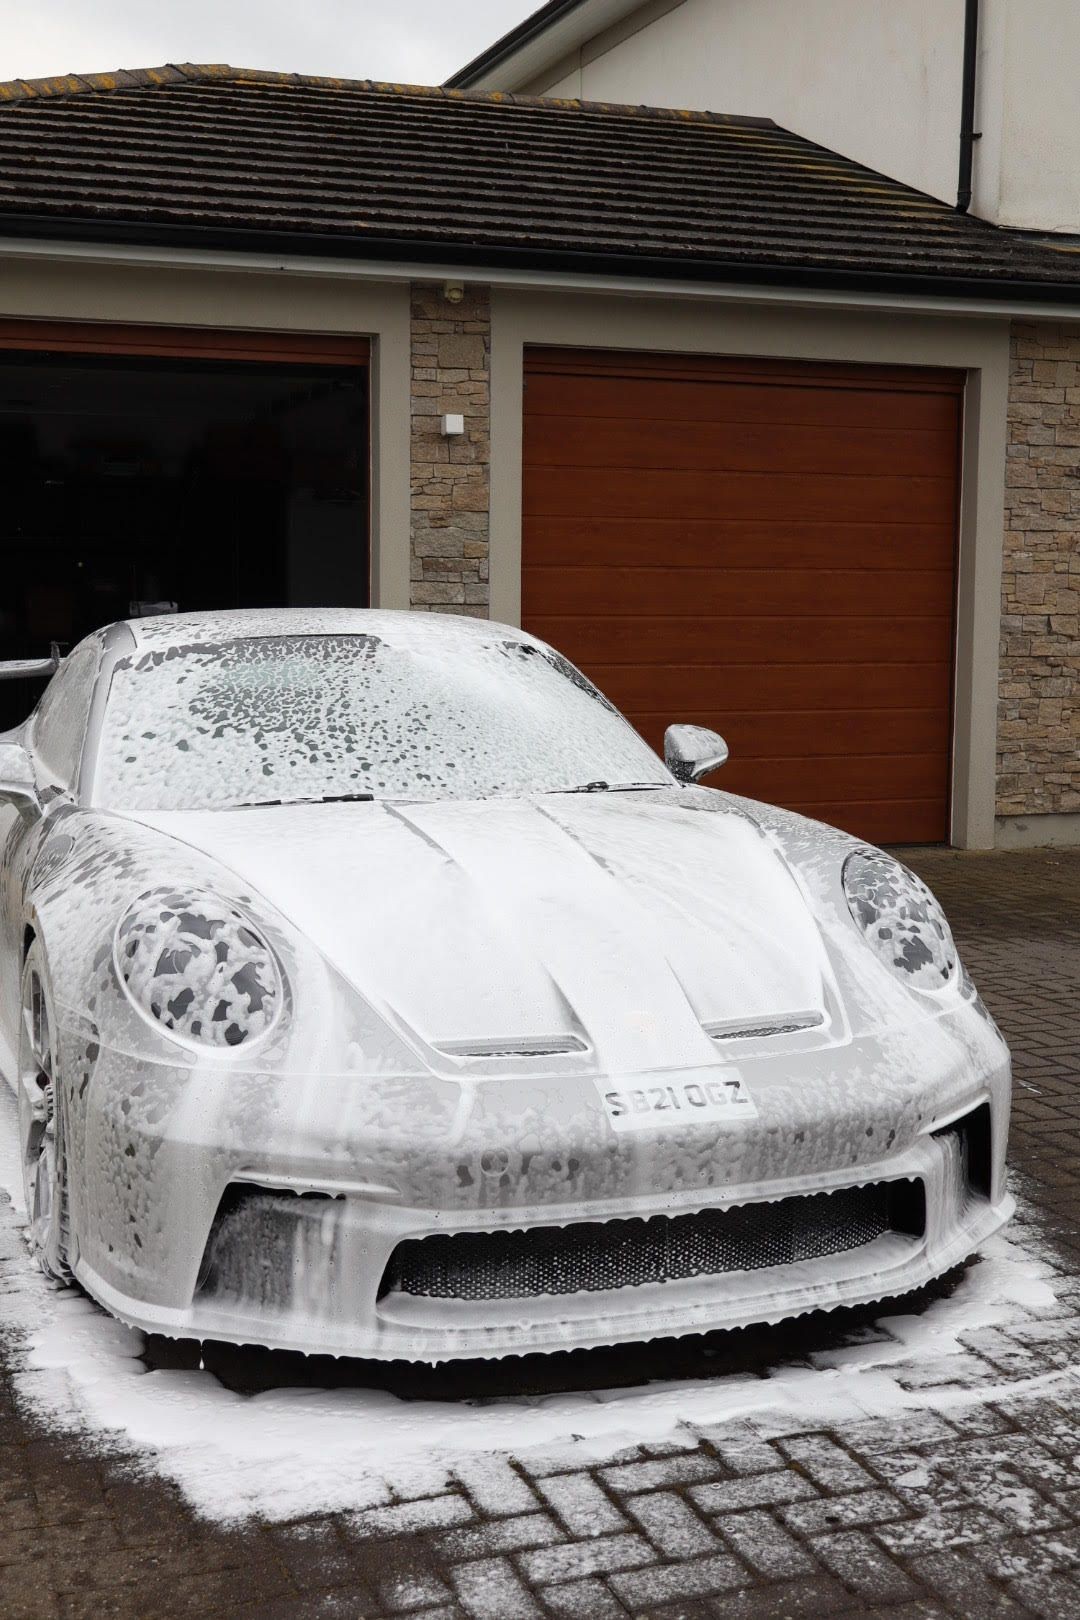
116 607 539 653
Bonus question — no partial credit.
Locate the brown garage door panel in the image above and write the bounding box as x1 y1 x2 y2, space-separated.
626 709 952 761
665 750 948 805
526 415 956 478
528 615 956 666
522 348 961 844
526 567 955 618
526 468 956 524
525 519 956 572
790 800 948 846
585 662 952 712
526 372 962 430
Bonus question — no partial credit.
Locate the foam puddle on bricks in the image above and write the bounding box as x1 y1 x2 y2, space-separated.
0 1087 1073 1525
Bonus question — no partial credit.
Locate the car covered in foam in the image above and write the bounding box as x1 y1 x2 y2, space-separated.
0 608 1012 1359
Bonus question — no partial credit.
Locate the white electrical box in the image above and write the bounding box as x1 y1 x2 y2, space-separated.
440 413 465 437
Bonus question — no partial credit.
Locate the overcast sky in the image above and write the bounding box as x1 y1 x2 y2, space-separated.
0 1 543 88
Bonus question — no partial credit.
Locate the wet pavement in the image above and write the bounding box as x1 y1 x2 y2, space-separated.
1 846 1078 1619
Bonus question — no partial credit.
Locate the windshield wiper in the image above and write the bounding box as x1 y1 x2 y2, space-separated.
556 781 667 794
233 792 375 809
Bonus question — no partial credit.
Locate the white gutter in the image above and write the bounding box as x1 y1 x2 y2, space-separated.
2 233 1080 322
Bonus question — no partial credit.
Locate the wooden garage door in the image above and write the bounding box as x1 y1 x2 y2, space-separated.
522 348 963 844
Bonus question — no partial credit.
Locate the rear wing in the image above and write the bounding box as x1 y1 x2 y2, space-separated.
0 645 60 682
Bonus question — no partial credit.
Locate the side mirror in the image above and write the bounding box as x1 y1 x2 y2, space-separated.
0 743 40 812
0 648 60 683
664 724 729 784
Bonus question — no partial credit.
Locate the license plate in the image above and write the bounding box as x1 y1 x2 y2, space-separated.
600 1075 757 1132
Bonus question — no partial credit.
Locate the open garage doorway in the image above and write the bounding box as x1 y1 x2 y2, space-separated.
0 321 369 733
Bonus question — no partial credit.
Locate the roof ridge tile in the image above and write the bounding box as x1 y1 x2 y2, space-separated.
0 60 777 128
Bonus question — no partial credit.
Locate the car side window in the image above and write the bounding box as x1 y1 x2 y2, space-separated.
31 646 98 791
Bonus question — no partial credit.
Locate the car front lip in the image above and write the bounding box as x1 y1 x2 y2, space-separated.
64 992 1012 1360
72 1100 1013 1362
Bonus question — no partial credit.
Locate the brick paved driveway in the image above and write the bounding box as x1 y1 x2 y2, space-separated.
1 848 1078 1620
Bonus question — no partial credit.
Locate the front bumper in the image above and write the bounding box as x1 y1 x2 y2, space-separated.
74 1093 1013 1361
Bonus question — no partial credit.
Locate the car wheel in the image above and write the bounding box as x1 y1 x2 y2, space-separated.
18 942 72 1283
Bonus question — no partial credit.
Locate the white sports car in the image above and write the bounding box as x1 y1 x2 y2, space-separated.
0 608 1012 1361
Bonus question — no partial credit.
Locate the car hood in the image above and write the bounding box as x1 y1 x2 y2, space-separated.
127 793 836 1077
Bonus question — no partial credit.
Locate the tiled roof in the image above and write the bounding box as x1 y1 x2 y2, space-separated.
1 64 1079 296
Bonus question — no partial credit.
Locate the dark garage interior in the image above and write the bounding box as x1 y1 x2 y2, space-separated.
0 344 369 734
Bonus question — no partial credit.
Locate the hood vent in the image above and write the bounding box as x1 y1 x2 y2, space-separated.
704 1011 824 1042
435 1034 588 1059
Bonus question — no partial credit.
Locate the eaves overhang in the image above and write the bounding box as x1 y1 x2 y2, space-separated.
446 0 643 91
3 211 1080 314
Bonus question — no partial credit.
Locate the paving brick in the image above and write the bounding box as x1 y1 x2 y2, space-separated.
539 1576 626 1618
696 1425 786 1476
268 1521 359 1592
780 1434 879 1492
0 1565 61 1620
451 1456 539 1519
534 1472 628 1537
874 1507 1009 1554
608 1551 748 1608
344 1494 474 1541
624 1490 717 1557
966 1526 1080 1581
914 1548 1031 1618
639 1602 716 1620
598 1452 722 1494
378 1569 452 1613
839 1410 958 1456
1007 1567 1080 1612
516 1533 653 1584
431 1513 564 1563
450 1556 541 1619
861 1606 950 1620
935 1404 1013 1439
779 1486 911 1537
718 1508 818 1578
707 1573 858 1619
690 1472 819 1516
811 1530 919 1603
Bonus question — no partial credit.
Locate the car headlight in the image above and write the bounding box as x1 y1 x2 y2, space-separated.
842 849 957 991
115 888 284 1049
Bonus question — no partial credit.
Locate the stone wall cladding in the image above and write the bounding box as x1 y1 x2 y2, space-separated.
1000 321 1080 817
409 283 490 617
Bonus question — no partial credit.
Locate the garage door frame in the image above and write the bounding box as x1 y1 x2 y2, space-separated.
489 292 1011 849
0 317 370 365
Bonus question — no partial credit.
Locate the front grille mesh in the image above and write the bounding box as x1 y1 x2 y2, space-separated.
380 1182 916 1302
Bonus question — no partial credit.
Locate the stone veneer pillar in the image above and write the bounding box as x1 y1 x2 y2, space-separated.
408 282 491 617
1000 321 1080 819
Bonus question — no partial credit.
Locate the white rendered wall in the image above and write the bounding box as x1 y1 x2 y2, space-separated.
535 0 967 205
529 0 1080 231
992 5 1080 230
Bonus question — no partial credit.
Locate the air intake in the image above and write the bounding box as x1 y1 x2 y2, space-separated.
435 1035 588 1059
379 1181 924 1302
704 1011 824 1041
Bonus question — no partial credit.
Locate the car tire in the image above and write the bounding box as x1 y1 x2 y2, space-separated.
18 941 73 1283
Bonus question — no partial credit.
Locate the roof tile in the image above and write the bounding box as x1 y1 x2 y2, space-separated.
0 64 1077 293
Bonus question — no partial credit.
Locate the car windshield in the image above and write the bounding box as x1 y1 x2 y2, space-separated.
93 632 671 811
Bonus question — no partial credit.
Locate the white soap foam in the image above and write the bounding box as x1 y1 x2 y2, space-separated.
0 1086 1072 1525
